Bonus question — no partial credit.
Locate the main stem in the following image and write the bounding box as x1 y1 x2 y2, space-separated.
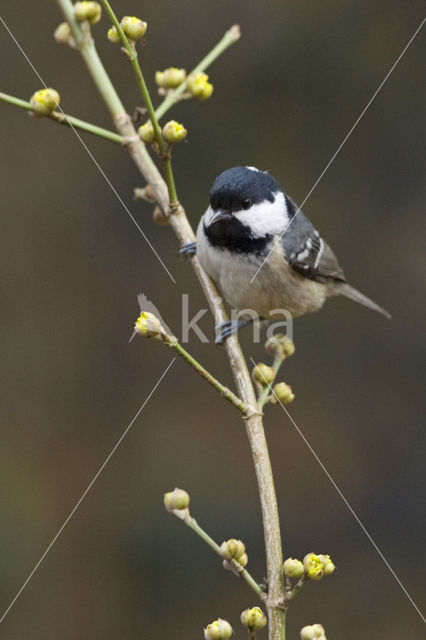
56 2 285 637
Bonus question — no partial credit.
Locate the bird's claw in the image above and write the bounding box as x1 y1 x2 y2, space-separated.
179 242 197 259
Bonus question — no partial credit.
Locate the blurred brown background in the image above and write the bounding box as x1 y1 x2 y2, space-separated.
1 1 425 638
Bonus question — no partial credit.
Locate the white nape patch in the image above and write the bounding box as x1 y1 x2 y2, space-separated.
246 165 260 172
234 191 289 238
314 236 324 269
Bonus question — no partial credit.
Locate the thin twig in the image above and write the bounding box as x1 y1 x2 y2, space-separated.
256 355 285 409
169 508 264 599
154 25 241 121
0 92 124 143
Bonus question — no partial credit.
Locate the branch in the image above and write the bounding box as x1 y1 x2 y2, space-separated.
167 503 264 599
100 0 178 203
154 25 241 121
55 3 285 637
0 92 124 143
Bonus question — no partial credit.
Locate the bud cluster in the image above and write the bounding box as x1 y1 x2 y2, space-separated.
134 311 166 340
240 607 267 631
156 67 187 89
300 623 327 640
252 362 275 386
108 16 147 43
29 89 61 117
54 22 75 47
186 72 214 101
265 334 295 360
283 553 335 582
164 487 190 512
73 1 102 24
204 618 233 640
270 382 294 405
220 538 248 569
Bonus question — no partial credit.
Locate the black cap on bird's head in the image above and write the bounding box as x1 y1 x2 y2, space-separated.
209 166 282 214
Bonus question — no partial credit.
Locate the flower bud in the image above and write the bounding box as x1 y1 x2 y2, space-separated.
300 626 316 640
162 120 187 144
152 206 169 226
120 16 147 40
237 552 248 567
156 67 186 89
240 607 267 630
30 88 60 116
204 619 233 640
319 554 335 576
134 311 165 339
303 553 324 581
54 22 73 45
74 1 102 24
283 557 305 579
220 539 245 561
138 121 155 144
311 624 326 637
187 72 214 101
252 363 275 386
164 488 190 511
271 382 294 405
265 334 295 359
107 26 120 43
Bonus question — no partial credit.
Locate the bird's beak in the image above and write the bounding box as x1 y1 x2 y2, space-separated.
207 209 231 226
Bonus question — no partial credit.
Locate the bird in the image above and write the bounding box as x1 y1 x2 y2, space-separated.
180 166 390 343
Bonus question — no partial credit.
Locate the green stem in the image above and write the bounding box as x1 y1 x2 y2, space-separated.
162 335 250 415
100 0 178 203
257 355 285 409
154 25 241 121
0 92 124 143
285 574 307 603
173 510 264 599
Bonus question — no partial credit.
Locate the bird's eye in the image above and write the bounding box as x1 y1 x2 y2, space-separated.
241 198 253 210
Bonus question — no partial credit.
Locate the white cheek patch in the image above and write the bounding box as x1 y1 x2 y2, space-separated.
234 191 288 238
203 205 216 226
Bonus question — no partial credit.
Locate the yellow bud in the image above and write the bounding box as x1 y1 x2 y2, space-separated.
54 22 73 45
303 553 324 581
120 16 147 40
271 382 294 405
30 88 60 116
156 67 186 89
283 557 305 579
204 619 233 640
138 122 155 144
162 120 187 144
164 488 190 511
311 624 326 637
252 362 276 386
240 607 267 630
186 72 214 101
319 554 335 576
134 311 165 339
74 1 102 24
107 26 120 43
220 539 245 560
300 626 316 640
265 334 295 359
237 552 248 567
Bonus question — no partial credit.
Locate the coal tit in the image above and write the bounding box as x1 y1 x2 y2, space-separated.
181 166 390 343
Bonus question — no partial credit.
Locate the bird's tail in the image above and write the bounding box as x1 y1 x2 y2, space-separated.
334 282 391 319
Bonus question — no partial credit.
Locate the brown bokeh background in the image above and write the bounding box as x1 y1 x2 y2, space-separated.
1 1 425 638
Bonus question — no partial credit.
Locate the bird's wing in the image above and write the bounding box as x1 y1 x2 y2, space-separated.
281 200 346 283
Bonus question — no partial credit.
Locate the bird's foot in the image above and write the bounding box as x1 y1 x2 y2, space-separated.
179 242 197 259
215 319 251 345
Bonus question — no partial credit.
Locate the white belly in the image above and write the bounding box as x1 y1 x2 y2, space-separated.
196 224 328 319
